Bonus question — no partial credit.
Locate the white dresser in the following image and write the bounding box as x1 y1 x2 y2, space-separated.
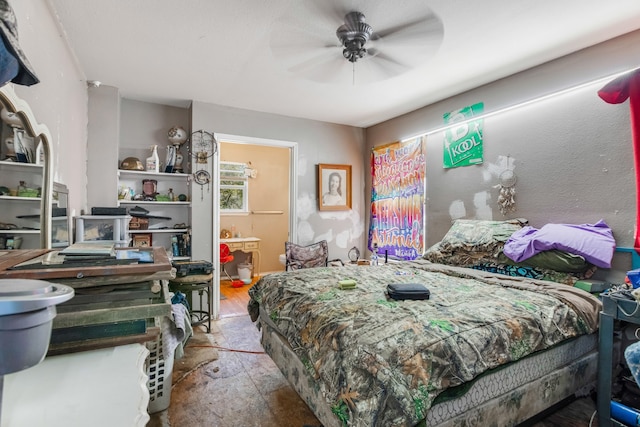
2 343 150 427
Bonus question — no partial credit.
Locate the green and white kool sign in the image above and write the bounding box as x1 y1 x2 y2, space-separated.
443 102 484 169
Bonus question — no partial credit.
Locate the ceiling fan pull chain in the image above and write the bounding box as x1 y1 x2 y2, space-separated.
352 62 356 86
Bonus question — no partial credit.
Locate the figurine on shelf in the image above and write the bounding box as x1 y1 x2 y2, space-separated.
174 151 184 173
142 179 157 201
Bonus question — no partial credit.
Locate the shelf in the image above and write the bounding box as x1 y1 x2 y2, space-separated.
0 195 41 201
118 200 190 206
117 139 192 259
0 229 40 234
118 170 190 180
0 160 43 171
129 228 190 234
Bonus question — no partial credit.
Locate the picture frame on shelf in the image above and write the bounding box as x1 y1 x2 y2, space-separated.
132 233 152 248
318 163 352 211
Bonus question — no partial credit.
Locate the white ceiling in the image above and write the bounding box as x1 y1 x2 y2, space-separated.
48 0 640 128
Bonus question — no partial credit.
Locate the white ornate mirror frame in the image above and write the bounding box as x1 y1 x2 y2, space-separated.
0 84 54 248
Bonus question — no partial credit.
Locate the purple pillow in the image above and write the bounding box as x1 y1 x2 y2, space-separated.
503 220 615 268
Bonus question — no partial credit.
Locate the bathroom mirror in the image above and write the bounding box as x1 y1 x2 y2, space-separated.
0 84 53 249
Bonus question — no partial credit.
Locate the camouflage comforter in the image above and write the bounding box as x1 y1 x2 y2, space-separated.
248 260 601 427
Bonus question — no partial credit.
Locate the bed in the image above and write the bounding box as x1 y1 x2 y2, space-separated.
248 259 601 426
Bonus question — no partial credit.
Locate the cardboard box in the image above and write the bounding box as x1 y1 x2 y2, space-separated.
129 216 149 230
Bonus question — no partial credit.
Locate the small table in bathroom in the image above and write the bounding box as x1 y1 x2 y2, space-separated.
220 237 261 278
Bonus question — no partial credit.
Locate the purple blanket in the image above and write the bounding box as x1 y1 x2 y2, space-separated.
503 219 616 268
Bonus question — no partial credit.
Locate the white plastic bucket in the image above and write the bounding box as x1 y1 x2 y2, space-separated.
238 263 253 284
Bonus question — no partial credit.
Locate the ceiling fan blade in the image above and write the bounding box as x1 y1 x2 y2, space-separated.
270 18 342 70
367 48 405 68
371 14 444 46
365 14 443 70
292 55 353 84
364 52 409 80
287 50 339 75
301 0 348 27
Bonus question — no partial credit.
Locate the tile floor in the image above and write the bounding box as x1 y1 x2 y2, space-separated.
147 283 321 427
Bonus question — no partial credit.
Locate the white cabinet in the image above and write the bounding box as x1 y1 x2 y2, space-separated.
117 170 192 259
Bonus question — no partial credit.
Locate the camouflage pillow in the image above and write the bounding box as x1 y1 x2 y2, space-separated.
424 218 594 280
285 240 328 270
424 218 528 266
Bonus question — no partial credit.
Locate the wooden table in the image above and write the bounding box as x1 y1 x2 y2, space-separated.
0 247 175 354
221 237 261 277
0 247 173 285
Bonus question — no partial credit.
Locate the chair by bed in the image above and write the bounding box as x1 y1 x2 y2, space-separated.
249 222 603 427
285 240 329 271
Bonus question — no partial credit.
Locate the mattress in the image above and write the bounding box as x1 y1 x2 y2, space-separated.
425 333 597 425
258 310 598 427
248 260 601 426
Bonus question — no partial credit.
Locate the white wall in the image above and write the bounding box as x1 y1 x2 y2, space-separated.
366 29 640 282
11 1 87 215
191 102 367 263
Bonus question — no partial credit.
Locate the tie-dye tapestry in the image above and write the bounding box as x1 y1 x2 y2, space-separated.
369 136 426 260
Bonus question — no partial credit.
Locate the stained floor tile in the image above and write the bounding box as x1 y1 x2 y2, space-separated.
147 314 320 427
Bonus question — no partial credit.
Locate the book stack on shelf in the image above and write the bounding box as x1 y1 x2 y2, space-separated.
171 233 191 258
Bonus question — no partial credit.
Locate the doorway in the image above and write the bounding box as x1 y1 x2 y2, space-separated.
211 133 298 319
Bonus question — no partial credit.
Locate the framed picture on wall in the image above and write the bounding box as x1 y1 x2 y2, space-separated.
132 233 152 248
318 163 352 211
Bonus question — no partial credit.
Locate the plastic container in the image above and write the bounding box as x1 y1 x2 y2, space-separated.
627 268 640 289
146 145 160 173
0 279 75 375
238 263 253 284
146 330 174 414
610 401 640 426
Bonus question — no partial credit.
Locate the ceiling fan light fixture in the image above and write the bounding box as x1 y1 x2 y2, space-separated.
336 12 373 63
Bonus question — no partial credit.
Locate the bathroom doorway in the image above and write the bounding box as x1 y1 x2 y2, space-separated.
211 133 298 319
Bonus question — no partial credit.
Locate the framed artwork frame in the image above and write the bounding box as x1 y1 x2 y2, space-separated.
133 233 152 248
318 163 352 211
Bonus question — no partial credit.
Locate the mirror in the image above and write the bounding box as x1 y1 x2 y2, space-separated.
52 182 70 248
0 84 53 249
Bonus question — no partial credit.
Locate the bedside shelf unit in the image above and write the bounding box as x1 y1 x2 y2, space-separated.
597 294 640 427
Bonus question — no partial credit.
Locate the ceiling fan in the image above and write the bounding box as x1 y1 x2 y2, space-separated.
336 11 374 63
270 1 444 85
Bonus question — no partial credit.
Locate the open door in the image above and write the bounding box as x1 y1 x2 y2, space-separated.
211 133 298 319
